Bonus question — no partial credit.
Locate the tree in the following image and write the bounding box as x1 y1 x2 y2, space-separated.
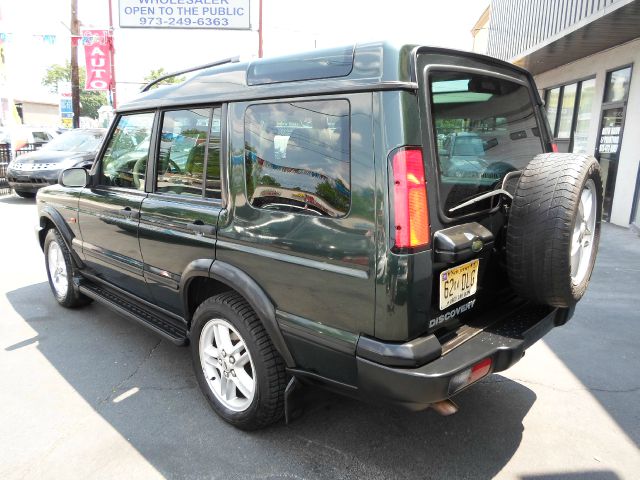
41 62 107 119
143 68 185 89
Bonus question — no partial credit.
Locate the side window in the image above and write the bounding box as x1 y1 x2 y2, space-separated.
244 100 350 217
100 113 155 190
205 111 222 199
32 131 49 143
156 107 222 198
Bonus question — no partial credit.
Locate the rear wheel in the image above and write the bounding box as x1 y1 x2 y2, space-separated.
191 292 287 430
15 190 36 198
506 153 602 307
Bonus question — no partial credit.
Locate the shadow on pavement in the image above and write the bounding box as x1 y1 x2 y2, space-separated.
544 224 640 447
0 194 35 205
6 281 536 479
521 472 620 480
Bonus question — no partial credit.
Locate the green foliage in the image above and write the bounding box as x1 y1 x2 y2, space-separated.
41 62 108 119
316 180 349 212
259 175 281 187
144 68 185 89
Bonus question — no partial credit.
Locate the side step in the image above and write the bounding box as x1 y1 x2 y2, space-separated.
77 279 188 345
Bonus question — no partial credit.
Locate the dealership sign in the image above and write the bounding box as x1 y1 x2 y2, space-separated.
83 30 112 91
119 0 250 29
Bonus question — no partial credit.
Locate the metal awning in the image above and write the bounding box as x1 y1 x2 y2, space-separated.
512 0 640 75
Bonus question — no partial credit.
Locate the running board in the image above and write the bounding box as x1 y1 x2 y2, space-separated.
77 280 188 345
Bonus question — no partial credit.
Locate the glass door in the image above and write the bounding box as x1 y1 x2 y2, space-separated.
596 66 632 222
597 107 624 221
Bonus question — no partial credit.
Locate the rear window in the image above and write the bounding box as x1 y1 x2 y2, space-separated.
430 71 543 217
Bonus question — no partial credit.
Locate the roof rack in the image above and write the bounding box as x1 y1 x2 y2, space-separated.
140 56 241 92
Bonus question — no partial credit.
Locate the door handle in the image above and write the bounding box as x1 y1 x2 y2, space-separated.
187 220 216 236
120 206 140 219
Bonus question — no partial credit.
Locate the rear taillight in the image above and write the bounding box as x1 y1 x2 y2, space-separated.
448 357 493 395
551 142 559 153
391 147 430 250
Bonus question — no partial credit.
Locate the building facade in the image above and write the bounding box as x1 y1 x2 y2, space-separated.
483 0 640 229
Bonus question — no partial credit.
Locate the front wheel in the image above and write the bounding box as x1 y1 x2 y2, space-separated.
191 292 287 430
15 190 36 198
44 229 92 308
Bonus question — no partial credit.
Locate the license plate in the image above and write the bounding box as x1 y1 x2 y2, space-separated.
439 259 479 310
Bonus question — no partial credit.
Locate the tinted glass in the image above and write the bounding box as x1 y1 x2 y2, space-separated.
100 113 155 190
431 72 543 216
43 129 104 152
557 83 576 139
157 108 211 197
32 131 51 143
245 100 350 217
247 46 354 85
572 79 595 154
604 67 631 103
205 111 222 199
545 87 560 136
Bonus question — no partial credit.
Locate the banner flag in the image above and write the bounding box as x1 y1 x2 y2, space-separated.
82 29 111 91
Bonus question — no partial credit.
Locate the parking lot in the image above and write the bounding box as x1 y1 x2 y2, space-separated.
0 193 638 480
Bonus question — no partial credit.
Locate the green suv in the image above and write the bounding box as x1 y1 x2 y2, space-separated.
36 42 602 430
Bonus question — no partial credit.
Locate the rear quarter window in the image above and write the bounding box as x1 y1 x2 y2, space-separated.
244 100 351 217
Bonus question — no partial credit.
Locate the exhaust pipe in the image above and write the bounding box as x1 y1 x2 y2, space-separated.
430 399 458 416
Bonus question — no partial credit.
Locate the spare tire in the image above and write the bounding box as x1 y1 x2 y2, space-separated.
506 153 602 308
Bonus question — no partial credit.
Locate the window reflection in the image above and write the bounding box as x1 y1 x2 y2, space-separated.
604 67 631 104
157 108 210 197
101 113 155 190
244 100 351 217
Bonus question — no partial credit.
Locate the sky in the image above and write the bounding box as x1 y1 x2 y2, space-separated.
0 0 489 106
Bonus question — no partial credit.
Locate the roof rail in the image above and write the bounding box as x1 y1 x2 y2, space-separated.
140 56 241 92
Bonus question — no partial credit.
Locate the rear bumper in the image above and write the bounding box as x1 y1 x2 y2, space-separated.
356 304 571 410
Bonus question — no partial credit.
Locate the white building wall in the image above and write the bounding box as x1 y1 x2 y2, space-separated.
534 38 640 227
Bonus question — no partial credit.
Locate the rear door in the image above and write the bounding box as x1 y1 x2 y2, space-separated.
138 106 223 315
417 53 550 331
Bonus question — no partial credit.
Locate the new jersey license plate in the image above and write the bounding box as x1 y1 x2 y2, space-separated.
439 259 479 310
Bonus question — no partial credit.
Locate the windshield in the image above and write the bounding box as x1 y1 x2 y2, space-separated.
430 72 544 216
43 129 104 152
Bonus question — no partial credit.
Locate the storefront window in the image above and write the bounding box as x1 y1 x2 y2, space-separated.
557 83 577 138
604 67 632 103
572 79 595 154
546 88 560 135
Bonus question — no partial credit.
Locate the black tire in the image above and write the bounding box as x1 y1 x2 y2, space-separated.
15 190 36 198
191 292 287 430
506 153 602 307
43 229 92 308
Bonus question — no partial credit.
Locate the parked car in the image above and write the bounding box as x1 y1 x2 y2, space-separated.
7 128 106 198
35 42 602 430
440 132 489 178
0 126 59 151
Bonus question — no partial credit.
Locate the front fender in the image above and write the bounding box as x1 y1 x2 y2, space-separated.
38 206 84 268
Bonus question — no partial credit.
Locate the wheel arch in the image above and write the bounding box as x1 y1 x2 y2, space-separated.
38 207 84 268
181 260 296 368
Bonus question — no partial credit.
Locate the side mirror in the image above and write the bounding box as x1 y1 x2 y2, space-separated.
59 167 89 188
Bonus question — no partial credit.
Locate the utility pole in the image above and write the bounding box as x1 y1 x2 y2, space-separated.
258 0 263 58
108 0 117 108
70 0 80 128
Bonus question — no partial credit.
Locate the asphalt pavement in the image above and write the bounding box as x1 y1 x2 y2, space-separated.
0 193 638 480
